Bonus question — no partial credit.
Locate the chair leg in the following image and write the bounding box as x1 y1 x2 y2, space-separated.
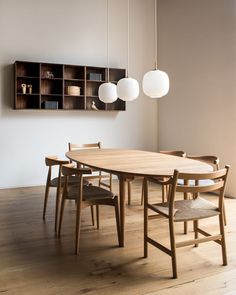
223 201 227 226
54 186 61 233
219 213 227 265
90 206 95 226
143 179 148 258
58 197 65 238
109 173 113 192
194 220 199 247
114 196 121 246
166 184 170 201
127 181 131 205
75 198 82 255
43 183 50 220
161 184 165 203
141 180 144 206
183 192 188 234
184 222 188 234
96 205 100 229
169 219 177 278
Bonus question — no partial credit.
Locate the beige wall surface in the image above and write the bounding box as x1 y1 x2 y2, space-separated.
0 0 158 188
158 0 236 196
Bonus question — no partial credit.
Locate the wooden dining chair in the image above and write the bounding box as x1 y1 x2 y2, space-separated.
186 155 226 226
43 156 90 233
68 142 113 229
58 164 121 254
143 166 230 278
139 150 186 206
68 142 113 191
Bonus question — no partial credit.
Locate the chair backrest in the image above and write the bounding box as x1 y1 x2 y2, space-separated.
68 142 101 151
62 163 92 176
167 166 230 218
160 150 186 157
45 156 69 186
61 164 92 200
68 142 101 166
187 155 220 170
45 156 68 167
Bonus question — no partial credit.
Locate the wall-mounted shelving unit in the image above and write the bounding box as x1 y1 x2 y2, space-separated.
14 61 126 111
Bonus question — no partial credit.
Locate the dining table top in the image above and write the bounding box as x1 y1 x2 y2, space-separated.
66 149 213 177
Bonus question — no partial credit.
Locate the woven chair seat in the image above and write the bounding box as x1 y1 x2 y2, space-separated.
152 197 219 222
50 175 89 187
67 185 114 201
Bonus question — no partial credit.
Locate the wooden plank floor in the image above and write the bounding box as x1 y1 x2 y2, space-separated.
0 180 236 295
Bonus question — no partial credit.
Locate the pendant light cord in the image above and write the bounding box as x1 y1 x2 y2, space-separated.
154 0 157 70
127 0 130 78
107 0 110 82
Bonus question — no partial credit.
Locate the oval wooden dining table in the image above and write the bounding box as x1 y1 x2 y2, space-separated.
66 149 213 247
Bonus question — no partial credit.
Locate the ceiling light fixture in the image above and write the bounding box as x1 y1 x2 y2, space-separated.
98 0 118 103
142 0 169 98
117 0 139 102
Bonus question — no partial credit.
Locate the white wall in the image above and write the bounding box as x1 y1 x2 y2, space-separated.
0 0 158 188
158 0 236 196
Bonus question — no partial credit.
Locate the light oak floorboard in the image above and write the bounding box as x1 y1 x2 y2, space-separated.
0 180 236 295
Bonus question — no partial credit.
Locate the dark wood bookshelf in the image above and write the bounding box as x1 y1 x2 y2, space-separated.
14 61 126 111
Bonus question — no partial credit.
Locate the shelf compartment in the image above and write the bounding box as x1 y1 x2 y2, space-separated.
41 95 63 109
17 77 39 94
86 66 106 81
15 94 40 109
106 98 126 111
86 81 102 97
64 80 84 96
41 63 63 79
86 96 105 111
64 65 85 80
15 61 40 77
64 96 85 110
107 68 126 82
41 79 63 95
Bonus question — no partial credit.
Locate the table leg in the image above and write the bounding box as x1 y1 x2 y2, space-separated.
184 179 188 234
119 175 125 247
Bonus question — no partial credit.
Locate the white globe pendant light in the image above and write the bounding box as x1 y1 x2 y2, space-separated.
117 77 139 101
99 82 117 103
117 0 139 102
98 0 117 103
142 69 169 98
142 0 169 99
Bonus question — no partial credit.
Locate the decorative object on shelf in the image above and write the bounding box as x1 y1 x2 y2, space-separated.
21 83 27 94
65 86 81 96
91 101 99 110
41 101 58 109
27 84 32 94
117 0 139 102
46 71 54 78
87 73 102 81
98 0 118 103
142 0 169 98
